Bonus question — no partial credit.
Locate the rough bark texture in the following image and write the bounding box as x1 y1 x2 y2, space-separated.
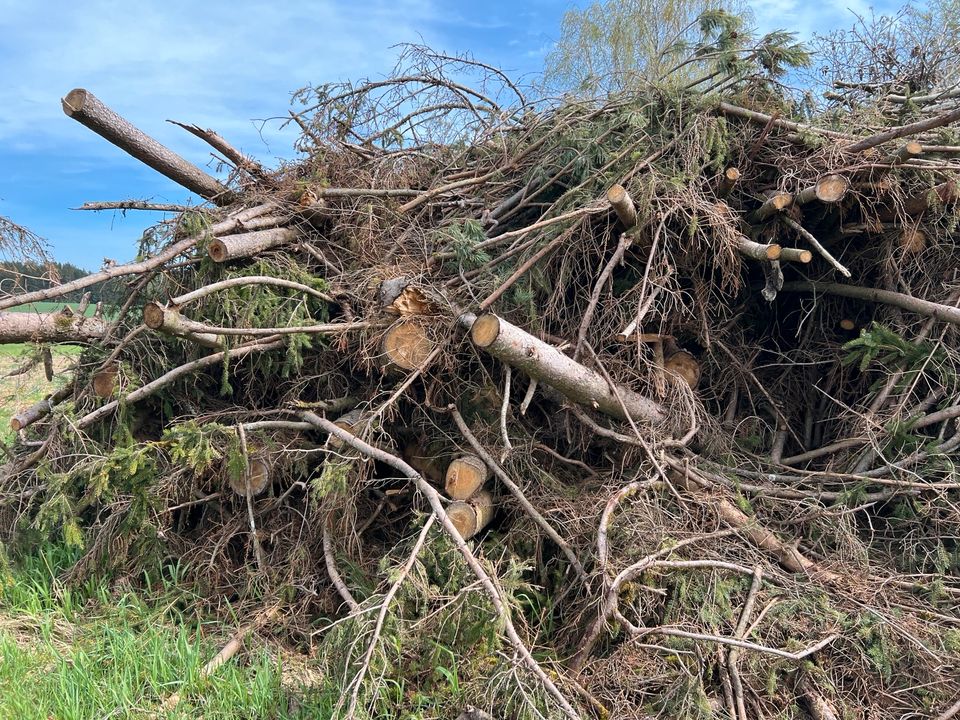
469 314 666 425
61 89 234 204
207 227 299 262
0 309 107 344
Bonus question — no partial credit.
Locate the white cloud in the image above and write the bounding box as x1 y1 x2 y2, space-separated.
0 0 444 166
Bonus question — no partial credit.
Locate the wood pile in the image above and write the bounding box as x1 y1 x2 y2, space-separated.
2 54 960 719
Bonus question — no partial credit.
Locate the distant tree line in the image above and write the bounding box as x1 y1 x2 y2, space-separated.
0 261 123 306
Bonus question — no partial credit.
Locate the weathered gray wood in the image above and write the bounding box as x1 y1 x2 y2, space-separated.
0 309 107 344
62 88 235 204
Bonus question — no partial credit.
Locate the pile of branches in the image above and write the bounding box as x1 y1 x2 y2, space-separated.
2 50 960 719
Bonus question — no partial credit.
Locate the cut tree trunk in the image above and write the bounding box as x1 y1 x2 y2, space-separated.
796 175 849 205
663 346 701 388
447 489 494 539
779 247 813 264
143 302 223 349
0 309 107 344
468 314 666 425
606 184 638 228
715 167 740 197
207 227 299 262
227 458 271 497
382 321 435 370
92 363 119 398
751 192 793 222
61 89 234 205
445 455 490 500
735 235 781 261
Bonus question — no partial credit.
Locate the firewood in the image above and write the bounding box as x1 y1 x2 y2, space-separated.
381 321 435 370
468 313 666 425
447 490 494 539
796 175 849 205
227 457 271 497
445 454 489 500
751 191 793 222
715 167 741 197
207 227 299 263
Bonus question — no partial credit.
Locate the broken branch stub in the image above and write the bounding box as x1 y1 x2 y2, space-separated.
447 489 495 539
469 314 666 425
445 454 490 500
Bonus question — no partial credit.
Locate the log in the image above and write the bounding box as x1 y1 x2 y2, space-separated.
402 441 446 485
10 383 73 431
328 409 365 451
0 309 107 344
796 175 849 205
778 247 813 264
61 89 234 205
606 184 638 228
735 235 781 261
445 455 490 500
447 490 494 540
751 192 793 222
839 318 857 331
381 322 435 370
844 106 960 153
781 282 960 327
900 225 926 254
92 363 119 398
663 348 701 389
468 314 666 425
143 301 223 349
887 141 923 164
207 227 299 263
227 458 271 497
715 167 740 197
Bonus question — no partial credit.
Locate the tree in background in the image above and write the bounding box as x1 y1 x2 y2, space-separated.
811 0 960 109
543 0 809 95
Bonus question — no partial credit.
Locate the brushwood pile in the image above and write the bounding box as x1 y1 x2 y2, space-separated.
2 52 960 719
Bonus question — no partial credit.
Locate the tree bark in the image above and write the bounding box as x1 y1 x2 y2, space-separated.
751 192 793 222
735 235 781 261
168 120 268 181
468 314 666 425
782 281 960 326
0 309 107 344
10 383 73 431
207 227 299 262
143 301 223 349
715 167 740 197
61 89 234 205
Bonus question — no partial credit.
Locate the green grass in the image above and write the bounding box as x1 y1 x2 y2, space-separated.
0 344 80 443
0 545 333 719
6 301 99 317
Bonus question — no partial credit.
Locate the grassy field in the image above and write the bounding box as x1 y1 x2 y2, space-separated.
5 301 99 317
0 344 80 443
0 545 331 719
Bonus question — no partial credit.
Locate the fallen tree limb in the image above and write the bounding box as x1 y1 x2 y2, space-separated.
844 106 960 153
0 309 107 344
207 227 300 262
781 282 960 327
77 201 190 212
143 302 223 349
62 88 235 205
467 313 666 425
168 120 269 181
78 337 285 429
10 383 74 432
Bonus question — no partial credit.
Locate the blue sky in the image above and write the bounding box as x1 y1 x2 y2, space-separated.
0 0 898 269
